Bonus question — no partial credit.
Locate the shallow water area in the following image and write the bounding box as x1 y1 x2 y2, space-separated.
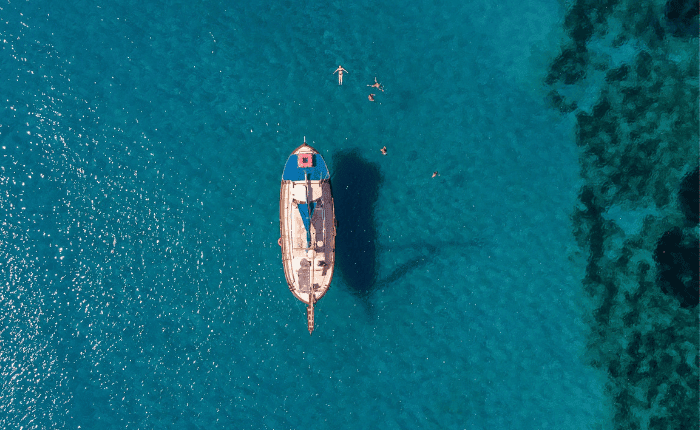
4 0 695 428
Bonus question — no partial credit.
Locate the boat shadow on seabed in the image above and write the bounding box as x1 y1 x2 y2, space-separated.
332 149 382 298
332 149 486 314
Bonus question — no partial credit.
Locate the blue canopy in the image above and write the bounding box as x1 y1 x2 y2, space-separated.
282 154 330 181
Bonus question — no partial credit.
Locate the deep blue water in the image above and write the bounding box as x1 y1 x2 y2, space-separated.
1 0 697 428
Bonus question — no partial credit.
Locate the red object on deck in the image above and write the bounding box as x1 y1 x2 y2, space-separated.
298 153 314 168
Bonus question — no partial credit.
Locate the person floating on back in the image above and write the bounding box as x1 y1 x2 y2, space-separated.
333 65 348 85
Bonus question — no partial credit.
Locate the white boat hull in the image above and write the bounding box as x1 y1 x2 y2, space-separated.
279 142 335 333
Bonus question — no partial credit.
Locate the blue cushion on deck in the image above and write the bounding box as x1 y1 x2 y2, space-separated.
297 202 316 232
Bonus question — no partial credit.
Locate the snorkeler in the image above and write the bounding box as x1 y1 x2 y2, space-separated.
367 77 384 92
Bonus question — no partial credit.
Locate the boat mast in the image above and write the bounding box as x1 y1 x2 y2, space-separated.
305 169 315 334
305 172 312 248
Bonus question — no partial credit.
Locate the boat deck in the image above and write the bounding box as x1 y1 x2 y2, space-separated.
280 179 335 304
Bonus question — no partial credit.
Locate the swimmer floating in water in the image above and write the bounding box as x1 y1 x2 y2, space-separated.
333 65 348 85
367 77 384 92
381 146 387 155
368 93 376 102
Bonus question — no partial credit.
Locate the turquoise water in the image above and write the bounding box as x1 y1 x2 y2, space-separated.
1 0 697 428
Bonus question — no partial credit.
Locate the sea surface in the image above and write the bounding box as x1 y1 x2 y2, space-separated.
1 0 697 429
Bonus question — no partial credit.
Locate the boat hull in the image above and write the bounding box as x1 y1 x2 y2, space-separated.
279 142 335 332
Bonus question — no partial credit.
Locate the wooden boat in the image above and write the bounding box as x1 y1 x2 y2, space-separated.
279 138 336 334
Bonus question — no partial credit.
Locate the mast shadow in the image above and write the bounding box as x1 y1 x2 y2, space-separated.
375 239 486 289
332 149 383 297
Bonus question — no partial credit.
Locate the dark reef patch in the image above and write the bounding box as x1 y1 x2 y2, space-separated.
564 3 594 45
665 0 699 37
678 167 699 225
635 51 653 79
546 0 620 87
545 46 589 86
653 227 699 308
546 90 578 113
331 149 382 296
605 64 630 83
548 0 699 426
